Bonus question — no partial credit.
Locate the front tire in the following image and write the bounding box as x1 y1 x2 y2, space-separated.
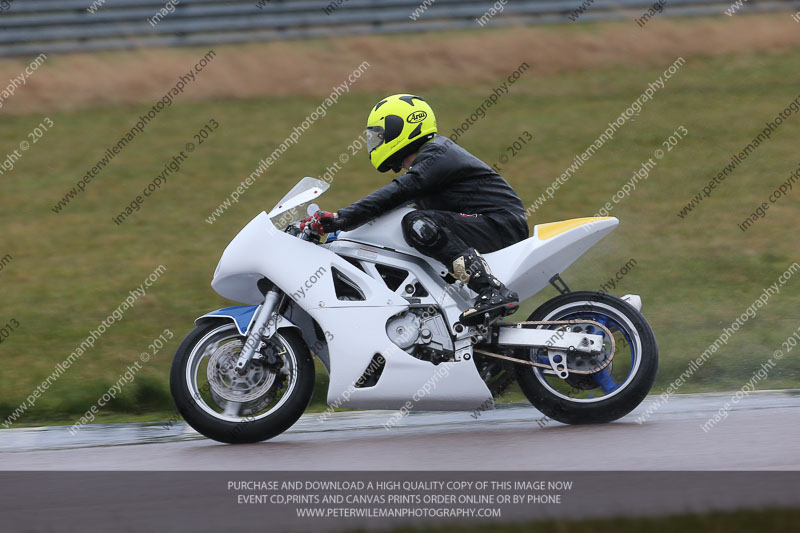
170 321 315 444
515 291 658 425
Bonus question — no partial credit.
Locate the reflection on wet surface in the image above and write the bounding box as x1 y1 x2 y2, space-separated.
1 390 798 453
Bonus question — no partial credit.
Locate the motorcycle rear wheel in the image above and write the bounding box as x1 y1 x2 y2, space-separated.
515 291 658 425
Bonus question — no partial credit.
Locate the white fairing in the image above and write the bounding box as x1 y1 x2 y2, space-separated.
340 208 417 254
485 217 619 301
341 208 619 301
339 208 450 274
211 205 618 411
212 211 492 410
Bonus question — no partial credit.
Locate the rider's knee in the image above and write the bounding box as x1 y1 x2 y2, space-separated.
401 211 444 249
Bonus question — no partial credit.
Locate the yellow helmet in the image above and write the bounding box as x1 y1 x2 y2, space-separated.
366 94 437 172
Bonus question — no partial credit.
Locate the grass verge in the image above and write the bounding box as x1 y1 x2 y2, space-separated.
1 20 799 426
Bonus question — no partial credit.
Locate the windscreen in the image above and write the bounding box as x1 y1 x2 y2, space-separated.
267 177 329 227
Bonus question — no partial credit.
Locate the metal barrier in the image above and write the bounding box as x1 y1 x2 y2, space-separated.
0 0 798 56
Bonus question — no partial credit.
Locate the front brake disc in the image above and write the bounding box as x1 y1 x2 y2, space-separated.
207 340 277 406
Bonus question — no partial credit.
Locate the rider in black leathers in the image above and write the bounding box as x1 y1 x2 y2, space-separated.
302 94 528 325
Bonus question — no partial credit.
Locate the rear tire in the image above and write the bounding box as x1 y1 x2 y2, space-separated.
515 291 658 425
170 321 315 444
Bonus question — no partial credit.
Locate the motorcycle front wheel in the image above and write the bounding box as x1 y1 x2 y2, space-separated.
515 291 658 425
170 321 315 444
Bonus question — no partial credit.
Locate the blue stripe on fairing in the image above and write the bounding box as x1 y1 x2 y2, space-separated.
195 305 259 336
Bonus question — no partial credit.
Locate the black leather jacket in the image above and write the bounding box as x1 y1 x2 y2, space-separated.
338 136 528 233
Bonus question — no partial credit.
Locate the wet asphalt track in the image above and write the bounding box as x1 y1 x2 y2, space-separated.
1 389 798 471
2 390 799 532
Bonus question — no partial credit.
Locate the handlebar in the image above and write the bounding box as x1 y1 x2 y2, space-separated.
284 222 316 242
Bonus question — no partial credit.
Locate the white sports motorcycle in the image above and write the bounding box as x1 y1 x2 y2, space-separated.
170 177 658 444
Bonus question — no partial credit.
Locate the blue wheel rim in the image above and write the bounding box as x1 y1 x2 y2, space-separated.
533 310 638 399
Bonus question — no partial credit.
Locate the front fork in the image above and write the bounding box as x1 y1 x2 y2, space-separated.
234 289 283 375
233 228 313 374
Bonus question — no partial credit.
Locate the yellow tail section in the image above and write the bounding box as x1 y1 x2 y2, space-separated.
536 217 614 240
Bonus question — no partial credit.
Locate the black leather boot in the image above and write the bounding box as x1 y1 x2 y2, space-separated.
451 248 519 326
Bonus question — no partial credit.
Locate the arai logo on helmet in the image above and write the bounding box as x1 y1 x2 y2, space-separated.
407 110 427 123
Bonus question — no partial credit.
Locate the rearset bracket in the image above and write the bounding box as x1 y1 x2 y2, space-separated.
549 273 571 295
